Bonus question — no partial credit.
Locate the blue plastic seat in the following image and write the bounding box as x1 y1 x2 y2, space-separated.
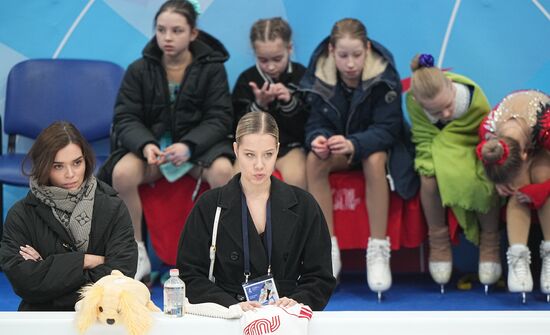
0 59 124 227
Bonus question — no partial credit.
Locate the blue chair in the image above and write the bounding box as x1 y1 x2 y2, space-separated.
0 59 124 227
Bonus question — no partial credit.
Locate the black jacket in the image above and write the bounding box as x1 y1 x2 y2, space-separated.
232 62 308 155
0 181 137 311
300 37 419 199
177 174 335 311
98 31 234 184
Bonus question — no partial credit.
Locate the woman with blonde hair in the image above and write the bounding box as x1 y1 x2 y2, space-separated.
177 111 335 311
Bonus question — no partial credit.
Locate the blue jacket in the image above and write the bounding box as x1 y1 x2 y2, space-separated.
300 37 418 199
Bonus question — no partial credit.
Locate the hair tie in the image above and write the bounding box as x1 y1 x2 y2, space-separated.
187 0 202 15
496 139 510 165
476 139 510 166
418 54 434 68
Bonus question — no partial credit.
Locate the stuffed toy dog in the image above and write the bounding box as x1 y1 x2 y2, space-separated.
75 269 161 335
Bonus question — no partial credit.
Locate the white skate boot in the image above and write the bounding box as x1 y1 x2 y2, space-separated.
135 241 152 284
331 236 342 280
366 237 391 302
506 244 533 303
429 261 452 294
479 262 502 294
539 241 550 303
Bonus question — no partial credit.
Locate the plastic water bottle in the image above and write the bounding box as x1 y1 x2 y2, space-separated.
163 268 185 317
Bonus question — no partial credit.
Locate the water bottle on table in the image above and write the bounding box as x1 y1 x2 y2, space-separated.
164 268 185 317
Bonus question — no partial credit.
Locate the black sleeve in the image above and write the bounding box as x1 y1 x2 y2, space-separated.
288 193 336 310
0 206 86 304
84 199 137 282
278 63 309 118
180 63 234 157
176 194 239 307
113 61 158 159
232 70 256 130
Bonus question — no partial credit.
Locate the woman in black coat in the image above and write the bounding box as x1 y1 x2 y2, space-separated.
177 112 335 311
0 121 137 311
98 1 234 282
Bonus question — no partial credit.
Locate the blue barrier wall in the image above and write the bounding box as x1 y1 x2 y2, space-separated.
1 0 549 232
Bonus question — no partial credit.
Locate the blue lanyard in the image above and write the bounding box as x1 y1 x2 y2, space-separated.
241 192 272 284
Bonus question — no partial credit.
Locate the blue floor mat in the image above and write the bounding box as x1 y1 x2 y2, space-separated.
2 272 549 311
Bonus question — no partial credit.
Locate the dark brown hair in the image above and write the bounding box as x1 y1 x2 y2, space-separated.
480 137 523 184
23 121 96 185
154 0 198 29
235 112 279 144
329 18 368 48
250 17 292 47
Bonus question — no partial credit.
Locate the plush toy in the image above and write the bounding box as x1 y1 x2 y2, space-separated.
75 269 161 335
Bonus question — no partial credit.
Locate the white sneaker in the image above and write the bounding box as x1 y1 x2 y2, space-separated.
135 241 152 282
331 236 342 279
429 261 452 285
539 241 550 297
366 237 392 294
506 244 533 293
479 262 502 285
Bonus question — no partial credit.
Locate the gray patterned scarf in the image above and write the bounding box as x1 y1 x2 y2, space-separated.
30 176 97 252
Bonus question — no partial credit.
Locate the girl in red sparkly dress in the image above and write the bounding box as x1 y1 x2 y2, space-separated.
477 90 550 301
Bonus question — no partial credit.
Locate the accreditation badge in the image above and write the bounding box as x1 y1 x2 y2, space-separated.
242 274 280 305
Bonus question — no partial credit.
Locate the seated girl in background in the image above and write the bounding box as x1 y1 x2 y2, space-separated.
232 17 308 189
406 54 501 293
300 18 418 298
98 0 234 282
0 121 136 311
477 90 550 301
177 111 335 311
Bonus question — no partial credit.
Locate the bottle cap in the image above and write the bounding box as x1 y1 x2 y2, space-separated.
170 268 180 277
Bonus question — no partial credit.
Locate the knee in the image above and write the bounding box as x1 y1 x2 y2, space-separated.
306 152 330 177
363 152 387 176
112 163 141 193
206 158 233 188
281 167 307 188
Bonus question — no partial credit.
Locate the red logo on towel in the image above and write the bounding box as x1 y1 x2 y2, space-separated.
298 306 313 320
243 316 281 335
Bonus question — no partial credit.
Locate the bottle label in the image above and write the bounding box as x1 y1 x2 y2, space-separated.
164 286 185 317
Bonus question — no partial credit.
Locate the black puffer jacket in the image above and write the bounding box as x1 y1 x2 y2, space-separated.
0 181 137 311
99 31 234 184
